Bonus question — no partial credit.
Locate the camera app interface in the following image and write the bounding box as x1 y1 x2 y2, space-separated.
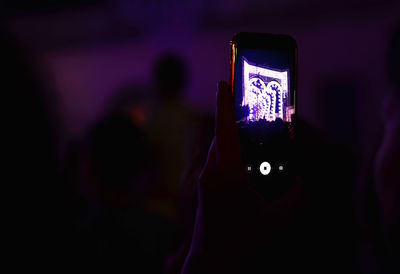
234 48 295 185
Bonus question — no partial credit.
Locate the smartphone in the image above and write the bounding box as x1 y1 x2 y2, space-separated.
230 32 297 199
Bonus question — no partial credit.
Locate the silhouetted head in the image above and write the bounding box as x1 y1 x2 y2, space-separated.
153 52 188 101
387 25 400 93
88 114 148 195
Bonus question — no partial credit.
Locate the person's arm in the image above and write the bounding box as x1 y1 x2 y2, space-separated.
181 81 303 274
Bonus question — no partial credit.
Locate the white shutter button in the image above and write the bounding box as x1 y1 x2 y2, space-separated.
259 162 271 175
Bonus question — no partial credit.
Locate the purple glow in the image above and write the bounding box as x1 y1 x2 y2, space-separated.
242 59 292 122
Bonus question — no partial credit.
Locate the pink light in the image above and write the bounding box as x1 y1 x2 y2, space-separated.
242 59 290 122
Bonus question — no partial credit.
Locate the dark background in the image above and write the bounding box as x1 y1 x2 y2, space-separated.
2 0 398 155
2 1 399 272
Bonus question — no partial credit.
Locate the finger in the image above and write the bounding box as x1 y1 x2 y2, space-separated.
215 81 241 169
262 179 304 228
202 137 216 174
198 138 218 191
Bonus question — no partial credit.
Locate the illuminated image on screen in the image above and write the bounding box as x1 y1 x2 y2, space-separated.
241 58 294 123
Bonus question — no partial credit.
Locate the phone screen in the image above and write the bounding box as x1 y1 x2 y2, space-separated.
234 49 295 123
231 33 297 198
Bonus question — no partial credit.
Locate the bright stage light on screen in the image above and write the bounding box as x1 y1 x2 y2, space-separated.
242 59 291 123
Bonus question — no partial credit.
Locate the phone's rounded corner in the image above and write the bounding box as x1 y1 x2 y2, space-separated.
285 35 298 49
289 35 297 50
230 32 241 46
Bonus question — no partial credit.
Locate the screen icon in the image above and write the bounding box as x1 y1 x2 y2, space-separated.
246 164 253 173
259 161 271 175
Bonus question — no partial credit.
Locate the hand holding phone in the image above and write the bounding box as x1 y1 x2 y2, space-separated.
181 80 303 274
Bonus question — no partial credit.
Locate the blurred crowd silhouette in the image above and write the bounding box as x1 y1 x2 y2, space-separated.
2 2 400 273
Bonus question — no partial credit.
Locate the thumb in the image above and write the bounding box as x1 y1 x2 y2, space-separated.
215 80 242 173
